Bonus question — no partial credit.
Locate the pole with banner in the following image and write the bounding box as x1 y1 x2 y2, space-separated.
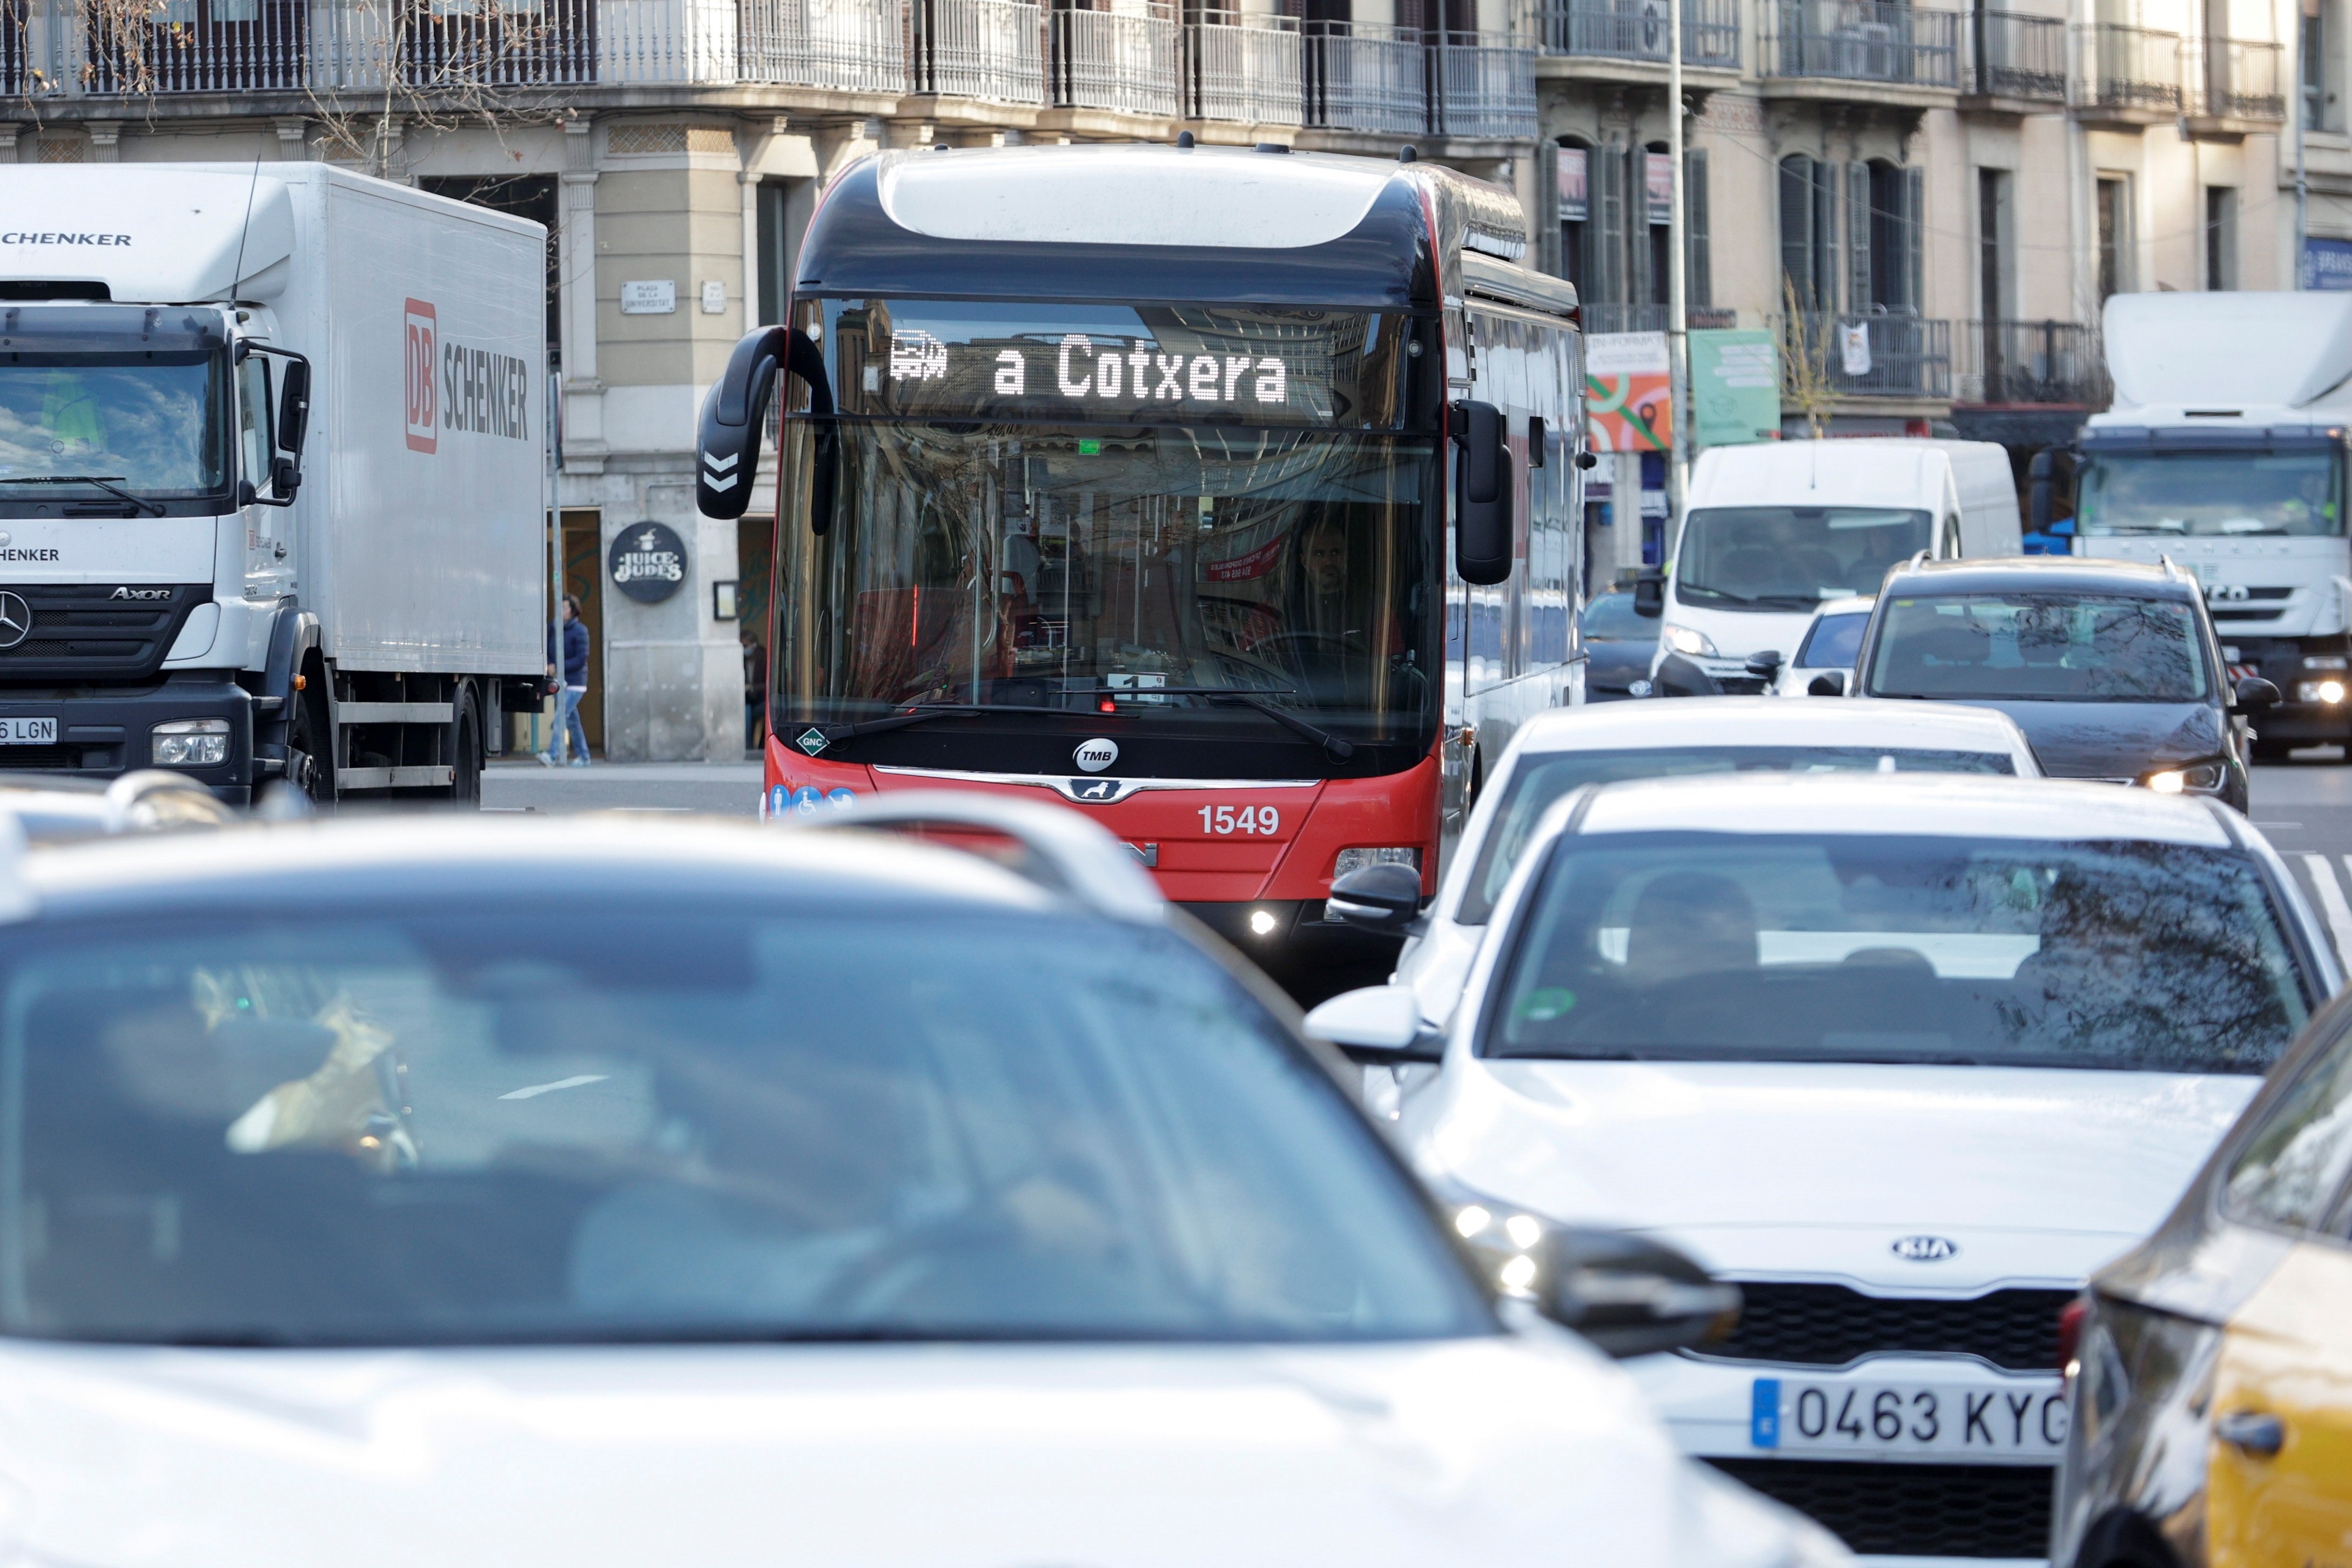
1666 0 1688 555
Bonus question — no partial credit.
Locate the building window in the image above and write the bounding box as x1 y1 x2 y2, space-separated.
754 178 810 328
1978 167 2012 322
1862 159 1923 314
2306 0 2334 130
1686 148 1712 309
2207 185 2239 290
2096 176 2131 299
1779 153 1838 313
1557 140 1590 304
1643 143 1672 308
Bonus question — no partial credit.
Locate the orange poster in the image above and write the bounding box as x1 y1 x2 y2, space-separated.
1585 331 1672 453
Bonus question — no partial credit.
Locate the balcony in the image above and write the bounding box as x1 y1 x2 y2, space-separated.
1966 7 2061 102
1955 319 2105 406
1537 0 1739 72
1760 0 1961 96
1049 5 1178 117
1183 10 1299 124
910 0 1042 101
1429 29 1535 138
1776 311 1952 400
1581 302 1740 331
2192 35 2283 126
1301 18 1423 135
2073 22 2180 120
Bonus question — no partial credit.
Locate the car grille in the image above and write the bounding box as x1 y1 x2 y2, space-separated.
1705 1458 2053 1559
1705 1283 2075 1372
0 746 86 771
0 584 211 683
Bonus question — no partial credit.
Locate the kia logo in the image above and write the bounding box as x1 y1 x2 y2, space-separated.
1891 1235 1958 1262
1074 738 1119 773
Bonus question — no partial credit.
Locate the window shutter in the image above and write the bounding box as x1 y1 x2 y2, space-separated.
1815 159 1840 313
1778 156 1813 311
1846 161 1871 313
1685 148 1711 309
1904 164 1926 313
1595 140 1627 306
1536 140 1562 278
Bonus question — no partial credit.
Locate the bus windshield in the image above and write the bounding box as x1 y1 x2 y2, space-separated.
2076 450 2344 537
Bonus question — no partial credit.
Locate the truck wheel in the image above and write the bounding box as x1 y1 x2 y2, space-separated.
288 680 333 805
448 684 483 807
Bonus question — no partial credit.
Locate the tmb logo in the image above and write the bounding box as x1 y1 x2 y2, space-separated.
404 298 437 454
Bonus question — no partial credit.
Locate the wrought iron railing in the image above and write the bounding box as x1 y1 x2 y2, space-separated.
910 0 1040 99
1429 27 1535 138
1776 312 1952 399
1049 3 1178 116
1183 10 1299 123
2074 21 2180 112
1968 8 2060 99
738 0 906 89
2195 35 2283 119
1538 0 1738 67
1301 17 1424 134
1761 0 1960 88
1955 319 2106 406
1581 303 1739 331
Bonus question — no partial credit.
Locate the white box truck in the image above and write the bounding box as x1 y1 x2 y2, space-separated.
1635 438 2022 692
2055 292 2352 758
0 163 546 803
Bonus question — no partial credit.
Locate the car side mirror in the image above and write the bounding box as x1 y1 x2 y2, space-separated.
1632 570 1664 618
1745 649 1784 679
2235 675 2281 710
1326 860 1423 932
1439 1190 1742 1357
1302 984 1443 1064
1807 670 1849 697
1449 399 1511 586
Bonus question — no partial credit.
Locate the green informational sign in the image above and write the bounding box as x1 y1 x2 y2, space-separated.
1689 329 1782 448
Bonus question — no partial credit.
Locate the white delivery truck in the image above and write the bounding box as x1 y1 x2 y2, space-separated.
0 164 546 803
1635 438 2020 692
2054 292 2352 757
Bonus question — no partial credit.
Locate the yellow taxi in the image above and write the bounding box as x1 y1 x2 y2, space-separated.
2053 984 2352 1568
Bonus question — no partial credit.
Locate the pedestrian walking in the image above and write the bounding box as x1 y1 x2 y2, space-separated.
742 630 768 753
540 595 590 768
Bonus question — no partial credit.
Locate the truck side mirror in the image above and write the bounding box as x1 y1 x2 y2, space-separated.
1450 399 1511 586
698 325 836 533
1632 570 1664 617
277 356 311 456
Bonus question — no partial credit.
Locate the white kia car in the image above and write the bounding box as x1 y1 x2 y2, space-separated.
1336 698 2041 1029
1308 773 2338 1566
0 795 1844 1568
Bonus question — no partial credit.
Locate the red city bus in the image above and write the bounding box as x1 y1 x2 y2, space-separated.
697 143 1588 964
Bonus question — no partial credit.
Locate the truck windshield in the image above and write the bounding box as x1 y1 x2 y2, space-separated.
1487 832 2311 1073
2076 450 2344 537
1678 507 1931 609
1867 593 2209 702
0 900 1490 1346
0 353 227 499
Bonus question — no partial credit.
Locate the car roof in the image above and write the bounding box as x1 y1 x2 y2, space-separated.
1881 554 2199 600
1686 439 1957 509
1506 695 2032 754
8 813 1071 923
1571 771 2234 847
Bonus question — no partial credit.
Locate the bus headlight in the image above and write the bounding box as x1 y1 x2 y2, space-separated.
1661 623 1717 658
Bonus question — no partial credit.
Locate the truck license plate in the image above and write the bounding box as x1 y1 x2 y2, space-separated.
1751 1376 2066 1459
0 718 57 745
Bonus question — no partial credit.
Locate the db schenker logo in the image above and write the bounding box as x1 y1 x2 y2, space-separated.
405 298 436 454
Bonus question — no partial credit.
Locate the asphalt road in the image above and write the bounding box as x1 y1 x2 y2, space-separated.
2248 751 2352 968
484 759 764 816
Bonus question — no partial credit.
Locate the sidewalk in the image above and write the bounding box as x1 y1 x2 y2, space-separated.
485 758 763 816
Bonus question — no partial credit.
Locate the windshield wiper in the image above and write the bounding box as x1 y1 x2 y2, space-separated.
1116 686 1355 758
1677 583 1758 605
0 475 164 516
809 702 1081 743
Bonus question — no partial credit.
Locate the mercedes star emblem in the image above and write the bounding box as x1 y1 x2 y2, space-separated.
0 591 35 651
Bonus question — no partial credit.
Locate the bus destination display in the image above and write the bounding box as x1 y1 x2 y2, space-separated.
812 300 1411 428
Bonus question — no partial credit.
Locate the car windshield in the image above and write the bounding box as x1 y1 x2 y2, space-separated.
1867 593 2209 702
0 902 1489 1346
1581 591 1651 642
1797 611 1871 669
2077 450 2344 537
1457 748 2019 925
1486 832 2311 1072
0 354 228 497
1677 507 1931 609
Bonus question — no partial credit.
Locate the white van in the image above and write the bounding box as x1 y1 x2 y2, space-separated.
1640 439 2021 692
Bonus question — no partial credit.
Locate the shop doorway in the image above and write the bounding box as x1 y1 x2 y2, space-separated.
561 510 604 753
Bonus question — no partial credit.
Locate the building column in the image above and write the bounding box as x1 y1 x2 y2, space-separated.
559 116 605 477
274 117 311 160
86 122 119 162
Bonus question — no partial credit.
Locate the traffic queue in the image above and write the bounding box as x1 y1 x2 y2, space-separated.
0 137 2336 1568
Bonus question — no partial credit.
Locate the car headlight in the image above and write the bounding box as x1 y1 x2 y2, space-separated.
151 718 229 767
1333 846 1421 878
2142 759 2228 794
2299 679 2348 704
1661 623 1717 658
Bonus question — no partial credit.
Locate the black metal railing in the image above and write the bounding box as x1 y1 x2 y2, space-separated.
1957 319 2106 405
2075 21 2181 112
1970 7 2061 98
1540 0 1738 66
1762 0 1960 87
1581 303 1739 332
1777 312 1952 399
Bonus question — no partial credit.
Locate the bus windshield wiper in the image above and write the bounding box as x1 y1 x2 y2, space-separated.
0 475 164 516
811 702 1081 742
1116 687 1355 759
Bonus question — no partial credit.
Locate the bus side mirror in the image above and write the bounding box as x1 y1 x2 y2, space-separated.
698 326 836 531
1450 399 1511 586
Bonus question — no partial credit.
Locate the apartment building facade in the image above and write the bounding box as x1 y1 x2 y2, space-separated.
1 0 2310 750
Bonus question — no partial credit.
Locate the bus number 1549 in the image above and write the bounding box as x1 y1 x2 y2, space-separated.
1201 806 1281 836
